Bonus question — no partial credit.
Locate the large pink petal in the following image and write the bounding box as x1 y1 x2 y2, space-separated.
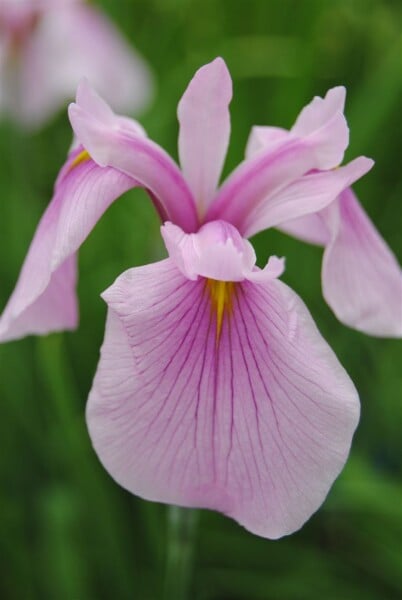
69 82 198 232
322 189 402 337
177 57 232 215
0 147 134 342
87 260 359 539
15 3 154 129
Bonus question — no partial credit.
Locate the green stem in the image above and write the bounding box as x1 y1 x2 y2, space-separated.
163 506 198 600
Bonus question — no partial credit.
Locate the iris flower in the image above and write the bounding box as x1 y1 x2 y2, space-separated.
1 58 401 538
0 0 153 128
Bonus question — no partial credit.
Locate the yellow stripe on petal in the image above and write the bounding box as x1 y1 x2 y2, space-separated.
69 149 90 171
206 279 235 342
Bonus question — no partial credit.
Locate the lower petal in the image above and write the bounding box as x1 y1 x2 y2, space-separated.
87 259 359 539
322 189 402 337
0 256 77 341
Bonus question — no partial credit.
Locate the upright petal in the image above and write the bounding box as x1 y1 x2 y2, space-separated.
238 87 372 237
178 57 232 215
245 87 348 167
87 256 359 539
291 87 348 169
322 189 402 337
69 81 198 233
0 147 135 342
208 86 352 231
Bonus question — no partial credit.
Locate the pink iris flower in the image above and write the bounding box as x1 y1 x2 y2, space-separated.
0 0 153 128
1 58 401 538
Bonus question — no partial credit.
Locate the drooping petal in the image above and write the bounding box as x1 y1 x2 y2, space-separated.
69 81 198 233
177 57 232 215
0 147 135 342
13 2 154 129
87 259 359 539
241 156 373 237
322 189 402 337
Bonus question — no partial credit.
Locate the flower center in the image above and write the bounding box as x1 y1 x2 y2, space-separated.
206 279 235 342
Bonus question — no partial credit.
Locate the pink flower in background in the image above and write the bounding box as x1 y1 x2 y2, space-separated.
1 58 401 537
0 0 153 128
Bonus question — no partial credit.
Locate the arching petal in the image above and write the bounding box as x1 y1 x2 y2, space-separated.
322 189 402 337
207 139 324 232
178 57 232 215
239 88 372 238
245 87 346 166
291 87 347 169
241 156 373 237
69 81 198 233
87 260 359 539
0 147 135 342
207 85 353 234
207 132 371 236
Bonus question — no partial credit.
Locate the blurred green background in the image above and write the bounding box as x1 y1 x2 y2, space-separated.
1 0 402 598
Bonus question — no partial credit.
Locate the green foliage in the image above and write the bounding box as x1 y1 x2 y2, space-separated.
0 1 401 598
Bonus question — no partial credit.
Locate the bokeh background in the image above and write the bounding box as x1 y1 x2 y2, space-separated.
1 0 401 598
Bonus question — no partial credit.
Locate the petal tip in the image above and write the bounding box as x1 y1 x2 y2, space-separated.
206 55 229 73
187 56 232 101
326 85 347 111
